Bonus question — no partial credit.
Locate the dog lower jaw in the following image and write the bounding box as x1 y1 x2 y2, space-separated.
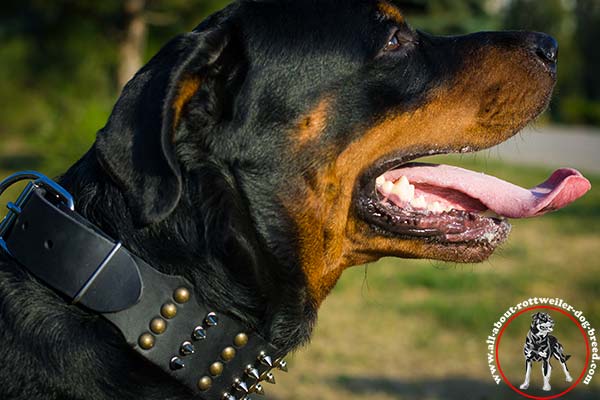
354 181 512 264
362 195 511 243
365 221 508 263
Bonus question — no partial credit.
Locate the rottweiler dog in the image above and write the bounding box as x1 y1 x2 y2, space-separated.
0 0 591 399
520 312 573 392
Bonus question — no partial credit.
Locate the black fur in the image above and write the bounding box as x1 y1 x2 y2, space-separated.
0 1 558 398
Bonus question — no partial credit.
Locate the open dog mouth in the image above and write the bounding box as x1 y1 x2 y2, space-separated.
356 149 591 251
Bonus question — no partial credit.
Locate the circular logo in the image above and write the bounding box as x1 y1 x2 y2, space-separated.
487 299 597 399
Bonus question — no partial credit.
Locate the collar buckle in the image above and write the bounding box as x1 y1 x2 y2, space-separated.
0 171 75 255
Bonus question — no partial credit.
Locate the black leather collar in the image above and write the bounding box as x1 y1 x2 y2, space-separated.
0 171 288 400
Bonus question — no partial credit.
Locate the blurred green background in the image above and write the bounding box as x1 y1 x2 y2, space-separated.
1 0 600 174
0 1 599 399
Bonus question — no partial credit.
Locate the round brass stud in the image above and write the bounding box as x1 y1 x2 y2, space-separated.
138 333 155 350
161 303 177 319
221 346 236 361
173 287 191 304
209 361 224 377
150 317 167 334
197 376 212 391
234 332 249 348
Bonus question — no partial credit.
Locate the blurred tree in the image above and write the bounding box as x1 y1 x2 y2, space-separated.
0 0 598 176
118 0 147 89
0 0 121 171
574 0 600 124
0 0 231 174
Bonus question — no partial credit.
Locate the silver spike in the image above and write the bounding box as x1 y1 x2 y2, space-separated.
205 312 218 327
180 341 195 355
245 365 260 380
264 372 276 384
258 352 273 367
169 356 185 370
222 393 236 400
276 360 288 372
234 379 249 394
192 326 207 340
252 383 265 396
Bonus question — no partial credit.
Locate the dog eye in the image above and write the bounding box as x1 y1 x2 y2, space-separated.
385 34 401 51
383 30 411 52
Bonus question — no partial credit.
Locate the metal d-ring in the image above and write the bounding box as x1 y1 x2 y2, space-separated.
0 171 74 210
0 171 75 255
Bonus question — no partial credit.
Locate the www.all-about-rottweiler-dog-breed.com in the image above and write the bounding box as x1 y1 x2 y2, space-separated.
0 0 591 399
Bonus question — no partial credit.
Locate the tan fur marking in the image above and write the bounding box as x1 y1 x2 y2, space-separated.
292 88 481 304
295 98 331 146
172 77 202 129
377 1 405 24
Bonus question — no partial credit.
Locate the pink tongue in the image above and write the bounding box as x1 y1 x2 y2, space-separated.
384 163 591 218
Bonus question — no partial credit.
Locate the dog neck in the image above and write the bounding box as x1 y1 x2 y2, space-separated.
60 148 316 353
0 156 317 398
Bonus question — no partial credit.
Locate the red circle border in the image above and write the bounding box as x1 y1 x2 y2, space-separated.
494 305 591 399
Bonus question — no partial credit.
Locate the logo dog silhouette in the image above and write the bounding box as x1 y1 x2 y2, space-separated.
520 312 573 391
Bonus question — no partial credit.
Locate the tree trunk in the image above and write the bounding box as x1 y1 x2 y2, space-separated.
118 0 147 90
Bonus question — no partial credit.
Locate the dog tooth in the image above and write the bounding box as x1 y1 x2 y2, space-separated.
382 181 394 195
392 181 414 203
407 184 415 200
376 176 386 187
411 195 427 209
429 202 444 213
400 187 415 203
398 176 410 188
392 176 412 202
399 192 413 203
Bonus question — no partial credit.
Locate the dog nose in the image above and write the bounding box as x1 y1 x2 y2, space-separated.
534 34 559 65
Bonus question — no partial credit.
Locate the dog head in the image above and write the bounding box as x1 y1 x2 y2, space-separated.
86 0 588 349
531 312 555 336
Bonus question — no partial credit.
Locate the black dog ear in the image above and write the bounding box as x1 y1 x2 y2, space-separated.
96 16 239 226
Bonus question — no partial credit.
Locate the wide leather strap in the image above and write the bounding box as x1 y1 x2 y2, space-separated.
2 187 285 398
5 189 142 313
104 259 285 398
